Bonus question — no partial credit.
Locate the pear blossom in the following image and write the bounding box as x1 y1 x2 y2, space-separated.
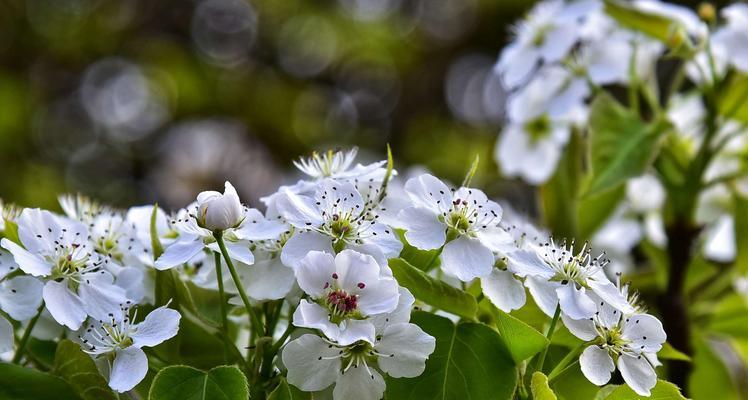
196 181 244 231
283 287 435 400
712 4 748 72
276 179 402 268
293 250 399 345
155 183 285 270
507 239 634 319
1 209 129 330
79 304 181 392
0 250 44 352
562 294 666 396
396 174 506 281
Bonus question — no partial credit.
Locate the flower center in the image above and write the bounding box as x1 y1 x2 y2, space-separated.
49 244 90 279
326 289 358 317
524 114 552 143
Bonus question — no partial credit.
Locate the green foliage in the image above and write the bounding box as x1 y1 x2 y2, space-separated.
0 363 82 400
603 380 686 400
584 93 671 198
2 218 20 245
492 307 549 363
659 342 692 362
718 73 748 124
267 379 312 400
388 258 477 319
532 372 558 400
603 0 683 44
386 312 517 400
541 130 583 238
396 230 442 272
53 340 117 400
690 335 739 400
148 365 249 400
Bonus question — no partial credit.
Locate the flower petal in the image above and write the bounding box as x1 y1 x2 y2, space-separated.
580 345 615 386
280 231 333 270
154 239 204 270
336 319 376 346
617 353 657 396
1 239 52 277
481 268 526 312
0 276 43 321
208 240 254 265
78 274 129 322
245 258 296 301
43 280 87 330
295 251 337 298
109 347 148 393
333 363 386 400
398 207 446 250
622 314 667 353
525 276 560 317
0 315 13 353
505 249 554 279
441 236 493 281
132 306 181 348
587 275 634 314
235 209 287 241
556 283 596 320
282 334 339 392
561 313 598 341
376 322 436 378
292 299 340 340
276 190 324 229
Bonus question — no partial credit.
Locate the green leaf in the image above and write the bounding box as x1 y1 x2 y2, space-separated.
531 372 558 400
689 334 738 400
388 258 477 319
2 218 20 245
603 0 685 45
267 379 312 400
150 204 165 260
603 380 686 400
53 340 117 400
0 363 82 400
148 365 249 400
734 193 748 274
540 130 582 238
658 342 691 362
577 184 625 241
583 93 671 198
385 312 517 400
492 307 548 363
396 230 442 272
718 73 748 124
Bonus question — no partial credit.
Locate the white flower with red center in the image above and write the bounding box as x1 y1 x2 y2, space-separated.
275 179 402 269
395 174 507 281
507 238 634 320
1 208 129 330
292 250 399 345
283 286 435 400
154 181 286 270
79 304 181 392
562 294 666 396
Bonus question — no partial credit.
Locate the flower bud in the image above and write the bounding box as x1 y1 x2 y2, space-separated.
196 181 243 231
698 2 716 24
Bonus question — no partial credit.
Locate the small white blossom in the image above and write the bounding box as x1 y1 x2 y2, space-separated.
196 181 244 231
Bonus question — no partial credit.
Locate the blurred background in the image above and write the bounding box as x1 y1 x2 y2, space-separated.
0 0 712 211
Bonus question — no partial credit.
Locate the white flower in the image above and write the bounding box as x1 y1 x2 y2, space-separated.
283 290 435 400
703 214 735 263
508 239 634 319
293 147 387 182
155 203 284 270
293 250 399 345
0 250 44 352
1 209 129 330
396 174 506 281
496 0 598 88
196 181 244 231
626 174 665 213
276 179 402 268
496 66 587 185
562 295 666 396
712 4 748 72
58 194 110 224
79 304 181 392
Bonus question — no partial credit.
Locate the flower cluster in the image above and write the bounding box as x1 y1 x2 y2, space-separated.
0 147 668 397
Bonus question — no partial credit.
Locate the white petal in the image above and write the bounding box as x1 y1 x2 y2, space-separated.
376 322 436 378
560 313 598 341
335 250 399 316
525 276 560 317
617 353 657 396
481 269 526 312
43 280 87 330
0 250 18 280
580 345 615 386
403 174 453 214
154 239 204 270
441 236 493 281
333 363 386 400
282 334 339 392
0 315 13 353
622 314 667 353
296 251 337 298
114 267 146 304
245 258 296 301
370 287 415 334
363 223 403 259
235 209 288 241
1 239 52 277
109 347 148 392
475 226 514 253
292 300 340 340
0 276 43 321
275 190 324 229
132 306 181 348
505 249 555 279
208 240 254 265
336 319 376 346
315 180 364 218
280 231 333 269
587 276 634 314
556 283 596 320
398 207 446 250
78 276 129 322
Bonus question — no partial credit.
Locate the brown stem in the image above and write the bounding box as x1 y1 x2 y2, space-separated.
658 222 700 394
